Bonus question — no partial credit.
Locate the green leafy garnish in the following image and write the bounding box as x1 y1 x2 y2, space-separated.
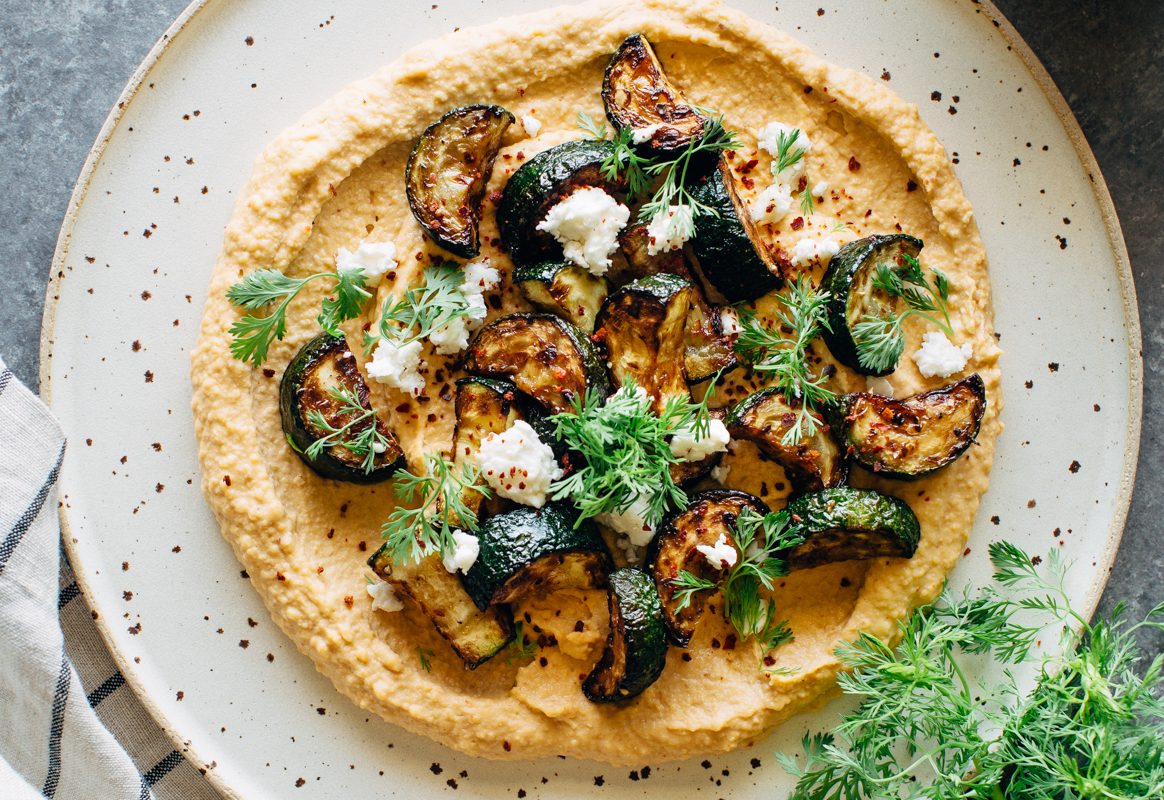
852 253 953 373
303 386 392 474
367 263 471 350
672 507 803 652
506 621 539 665
417 647 434 672
772 127 809 176
578 112 653 201
780 541 1164 799
799 185 816 217
734 276 835 445
379 453 490 566
226 267 370 366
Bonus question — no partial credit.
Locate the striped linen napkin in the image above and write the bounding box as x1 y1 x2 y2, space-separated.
0 359 218 799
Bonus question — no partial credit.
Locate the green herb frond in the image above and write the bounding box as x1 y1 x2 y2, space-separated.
853 253 954 373
367 263 470 350
303 386 391 474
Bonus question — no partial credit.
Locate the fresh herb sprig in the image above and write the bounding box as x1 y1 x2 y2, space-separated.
226 267 370 366
780 541 1164 800
417 647 434 672
367 263 471 350
852 253 953 373
304 386 391 474
506 621 539 665
672 507 804 652
735 276 835 444
772 127 808 176
798 185 816 217
380 453 490 566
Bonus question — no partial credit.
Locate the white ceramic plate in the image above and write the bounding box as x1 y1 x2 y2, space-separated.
41 0 1140 797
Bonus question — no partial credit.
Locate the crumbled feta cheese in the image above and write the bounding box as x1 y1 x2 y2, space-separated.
644 204 694 255
670 418 731 462
789 236 841 267
911 331 972 378
366 338 424 395
696 533 738 570
615 535 641 565
476 419 563 508
521 113 542 137
710 461 732 485
366 580 404 613
536 187 630 276
336 240 398 287
631 122 667 144
719 308 742 337
865 375 895 397
441 530 480 574
428 258 501 355
750 182 794 223
757 122 812 180
811 179 829 197
597 494 656 547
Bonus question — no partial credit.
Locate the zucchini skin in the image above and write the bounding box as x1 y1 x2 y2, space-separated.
582 567 669 703
689 160 786 303
405 104 514 258
461 502 612 610
780 487 921 570
820 233 924 376
512 260 610 333
497 139 623 267
831 374 986 480
464 313 611 414
725 388 848 492
279 333 404 484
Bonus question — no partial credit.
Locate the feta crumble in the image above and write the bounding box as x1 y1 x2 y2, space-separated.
631 122 667 145
644 204 695 255
366 338 424 396
750 182 794 224
911 331 972 378
669 418 731 462
865 375 896 397
429 258 501 355
336 240 398 287
696 533 738 570
536 187 630 276
719 307 742 337
597 494 656 547
520 113 542 137
366 580 404 613
441 530 481 574
476 419 563 508
789 236 841 267
710 461 732 485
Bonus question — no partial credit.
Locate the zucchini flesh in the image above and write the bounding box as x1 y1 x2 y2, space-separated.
690 160 787 303
368 543 515 669
405 104 514 259
649 490 767 647
726 388 847 492
464 313 611 414
834 374 986 479
582 567 669 703
497 139 624 267
820 234 924 376
461 502 612 610
601 33 706 153
512 260 609 333
780 487 921 570
595 273 694 412
279 333 404 483
683 300 739 384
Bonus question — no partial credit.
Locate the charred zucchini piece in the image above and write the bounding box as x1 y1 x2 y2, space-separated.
582 567 668 703
461 502 612 610
684 301 739 384
497 139 624 267
649 490 767 647
405 104 514 258
368 545 514 669
618 223 701 285
601 33 706 153
279 333 404 483
596 273 694 411
726 388 847 492
780 487 920 569
513 260 609 333
832 374 986 479
451 376 527 519
464 313 610 414
690 160 787 302
820 233 925 376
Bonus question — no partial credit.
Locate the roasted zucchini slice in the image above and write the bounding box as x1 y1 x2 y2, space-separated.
780 487 921 570
820 233 925 375
618 222 701 284
649 490 767 647
405 104 514 258
279 333 404 483
512 260 610 333
368 544 514 669
684 301 739 384
726 388 847 492
595 273 694 411
497 139 623 267
462 502 611 610
464 313 611 414
582 567 669 703
601 33 706 153
451 376 527 519
831 374 986 480
690 160 787 303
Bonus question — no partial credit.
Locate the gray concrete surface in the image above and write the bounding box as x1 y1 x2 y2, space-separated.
1 0 1158 653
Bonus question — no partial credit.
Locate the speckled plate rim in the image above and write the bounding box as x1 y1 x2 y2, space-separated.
36 2 1142 799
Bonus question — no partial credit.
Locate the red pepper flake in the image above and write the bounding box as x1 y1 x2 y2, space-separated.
848 156 861 172
790 216 804 231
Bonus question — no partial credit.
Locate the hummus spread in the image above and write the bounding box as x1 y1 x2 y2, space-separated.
191 0 1001 764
